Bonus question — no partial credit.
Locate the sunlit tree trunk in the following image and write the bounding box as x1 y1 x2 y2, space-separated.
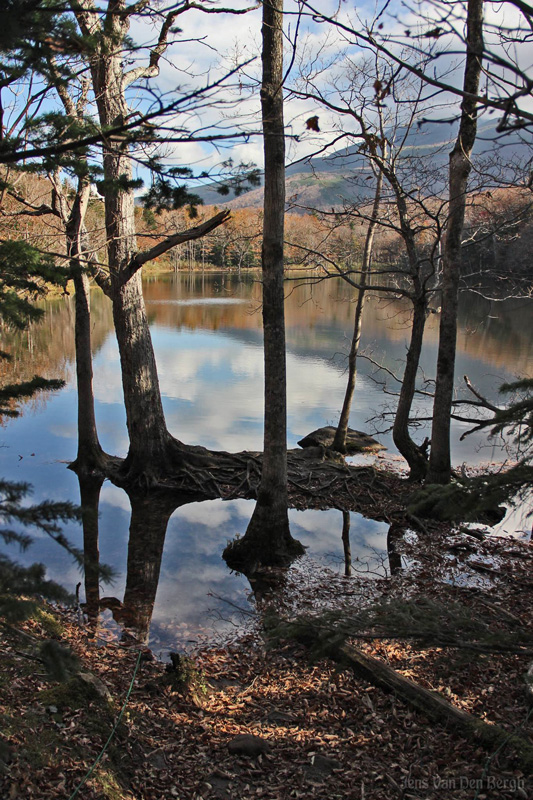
381 170 429 480
428 0 484 484
392 287 428 482
74 3 177 483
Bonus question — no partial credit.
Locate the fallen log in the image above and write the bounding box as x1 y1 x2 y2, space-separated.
281 621 533 771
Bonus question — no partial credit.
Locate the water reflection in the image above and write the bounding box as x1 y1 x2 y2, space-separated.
386 523 405 576
1 273 530 468
1 272 531 648
78 475 104 629
341 511 351 577
72 480 392 652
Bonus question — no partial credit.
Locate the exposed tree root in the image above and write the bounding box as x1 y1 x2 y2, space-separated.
99 442 409 524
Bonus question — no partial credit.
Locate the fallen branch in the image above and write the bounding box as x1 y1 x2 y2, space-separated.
277 617 533 771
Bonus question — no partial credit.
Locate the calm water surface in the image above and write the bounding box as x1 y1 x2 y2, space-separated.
1 272 531 652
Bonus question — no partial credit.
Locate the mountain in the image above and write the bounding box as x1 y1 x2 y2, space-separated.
195 119 532 212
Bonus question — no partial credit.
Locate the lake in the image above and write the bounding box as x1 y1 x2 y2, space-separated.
1 271 532 653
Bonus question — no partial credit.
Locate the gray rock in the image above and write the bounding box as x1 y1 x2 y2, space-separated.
228 734 270 758
75 671 112 701
298 426 385 454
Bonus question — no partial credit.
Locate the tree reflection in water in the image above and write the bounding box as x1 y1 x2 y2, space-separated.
76 481 399 648
339 511 405 578
78 475 104 631
386 523 405 576
78 482 196 645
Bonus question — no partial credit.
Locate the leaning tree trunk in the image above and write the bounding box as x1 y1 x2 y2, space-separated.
428 0 484 484
333 170 382 453
392 290 429 481
224 0 303 571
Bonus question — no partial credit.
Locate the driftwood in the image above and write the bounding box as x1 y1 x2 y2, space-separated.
285 622 533 771
337 643 533 770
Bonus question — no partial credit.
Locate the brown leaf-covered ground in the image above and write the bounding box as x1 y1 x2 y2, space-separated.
2 516 533 800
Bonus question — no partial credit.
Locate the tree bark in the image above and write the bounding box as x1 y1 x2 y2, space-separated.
392 290 428 481
428 0 484 484
71 265 108 473
76 4 179 482
224 0 303 570
66 186 107 474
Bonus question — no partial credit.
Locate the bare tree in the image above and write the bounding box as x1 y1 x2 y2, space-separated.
292 56 444 479
428 0 484 484
332 165 383 453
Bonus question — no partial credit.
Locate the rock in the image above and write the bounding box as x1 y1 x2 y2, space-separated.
288 446 344 464
75 671 112 701
228 734 270 758
303 753 342 782
297 426 385 454
147 750 168 770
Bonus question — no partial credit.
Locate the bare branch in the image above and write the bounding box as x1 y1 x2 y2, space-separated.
124 208 230 282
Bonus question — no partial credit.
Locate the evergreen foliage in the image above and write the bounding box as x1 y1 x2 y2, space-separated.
268 597 533 658
0 240 69 329
411 379 533 521
0 480 82 620
493 378 533 463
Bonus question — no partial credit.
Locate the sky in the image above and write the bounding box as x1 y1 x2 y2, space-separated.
120 0 533 192
4 1 532 192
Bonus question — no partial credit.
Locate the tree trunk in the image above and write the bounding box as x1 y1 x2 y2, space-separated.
71 266 107 472
373 159 430 480
224 0 303 571
428 0 484 484
77 12 177 483
333 170 382 452
392 291 428 481
111 271 175 477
